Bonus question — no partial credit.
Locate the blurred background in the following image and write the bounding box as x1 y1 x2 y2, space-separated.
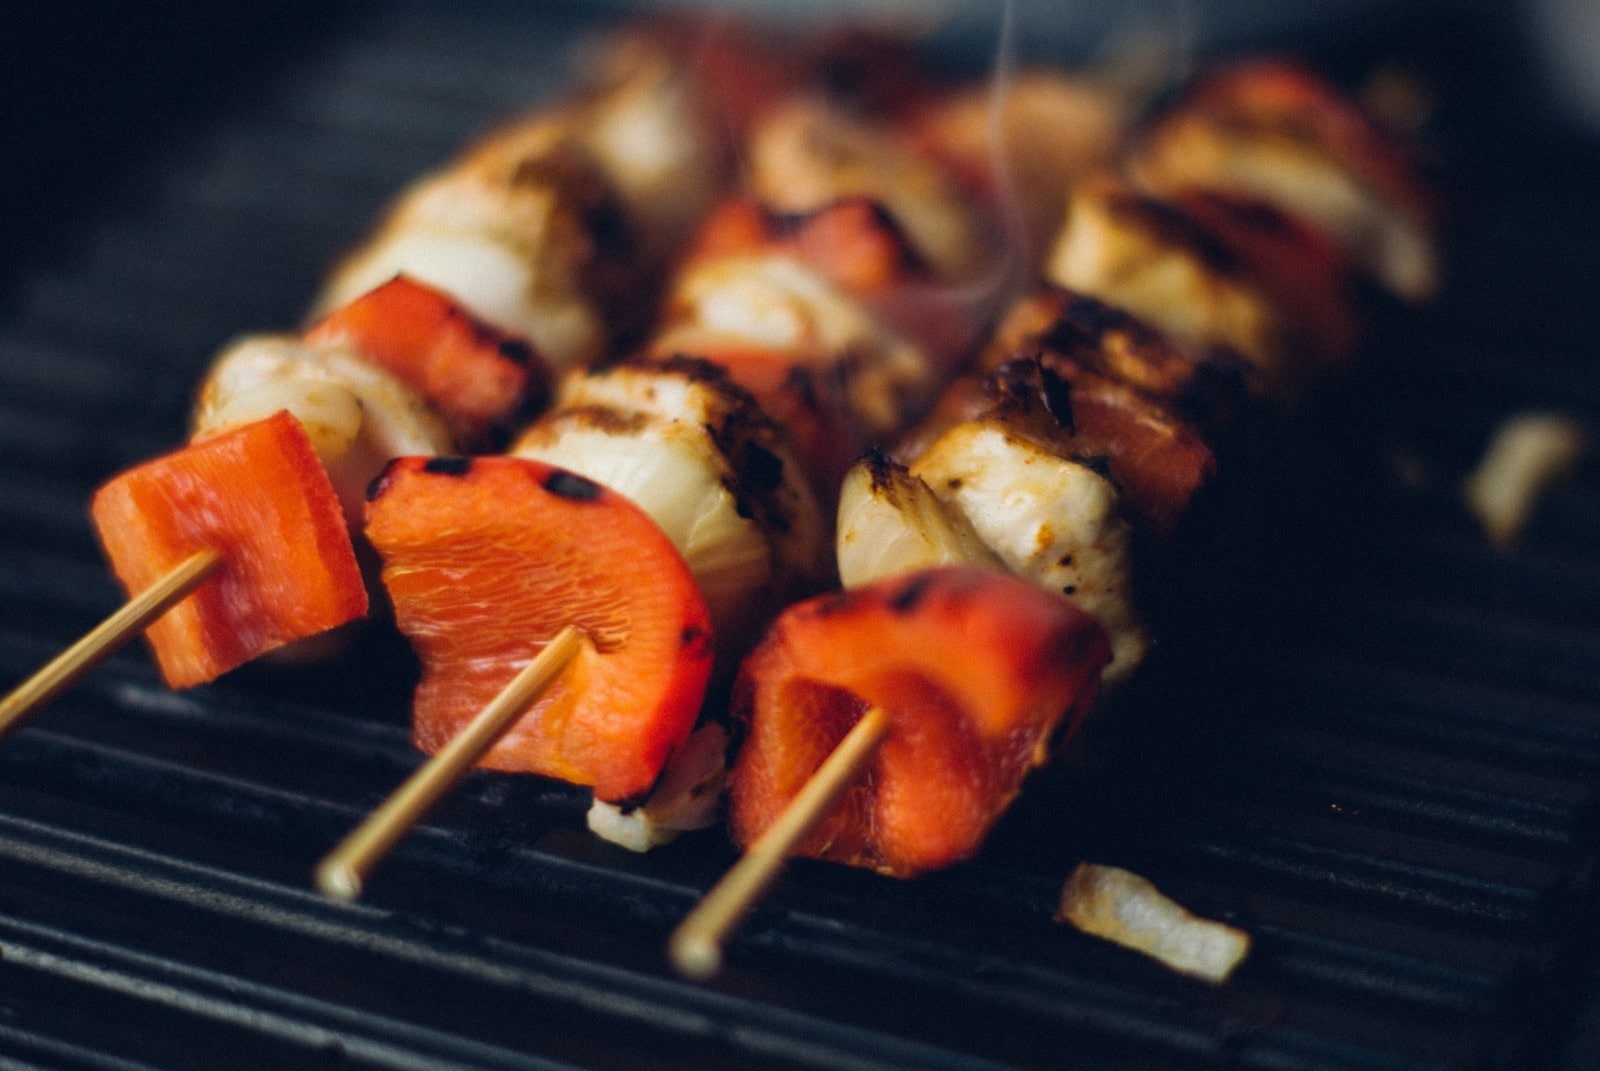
3 0 1598 280
7 0 1599 415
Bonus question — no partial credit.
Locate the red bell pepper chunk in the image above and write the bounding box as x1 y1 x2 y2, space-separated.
306 275 549 445
687 198 915 297
728 565 1109 878
90 411 367 689
364 456 713 804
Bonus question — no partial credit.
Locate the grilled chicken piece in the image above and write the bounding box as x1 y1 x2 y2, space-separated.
836 448 1003 588
1129 60 1437 301
918 70 1127 268
1047 174 1295 397
983 288 1244 430
510 355 827 654
911 418 1145 684
910 359 1216 536
192 335 452 523
746 97 994 284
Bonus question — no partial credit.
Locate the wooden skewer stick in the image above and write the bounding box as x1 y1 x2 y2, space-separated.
316 624 587 902
0 547 222 741
670 704 892 981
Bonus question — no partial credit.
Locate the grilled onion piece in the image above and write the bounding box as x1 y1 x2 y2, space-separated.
586 722 730 851
193 335 452 522
1056 863 1251 984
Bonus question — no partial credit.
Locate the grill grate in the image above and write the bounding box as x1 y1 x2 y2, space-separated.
2 3 1599 1068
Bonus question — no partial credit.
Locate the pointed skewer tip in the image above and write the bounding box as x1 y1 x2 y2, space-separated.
669 931 723 981
315 859 363 902
0 547 221 740
312 625 586 900
667 705 892 982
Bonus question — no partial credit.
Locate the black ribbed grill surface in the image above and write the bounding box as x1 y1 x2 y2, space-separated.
2 3 1598 1069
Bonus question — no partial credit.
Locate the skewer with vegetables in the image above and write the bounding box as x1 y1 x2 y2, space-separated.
672 55 1437 979
328 190 980 865
0 272 547 731
322 50 1036 872
312 78 945 871
0 412 367 733
311 454 720 894
5 23 927 881
317 356 837 875
674 304 1239 972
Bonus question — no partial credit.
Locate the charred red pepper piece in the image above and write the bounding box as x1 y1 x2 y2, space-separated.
728 565 1109 877
306 275 549 445
90 411 367 688
365 455 713 803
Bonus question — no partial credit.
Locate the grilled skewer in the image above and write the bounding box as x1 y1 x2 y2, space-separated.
673 54 1435 979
